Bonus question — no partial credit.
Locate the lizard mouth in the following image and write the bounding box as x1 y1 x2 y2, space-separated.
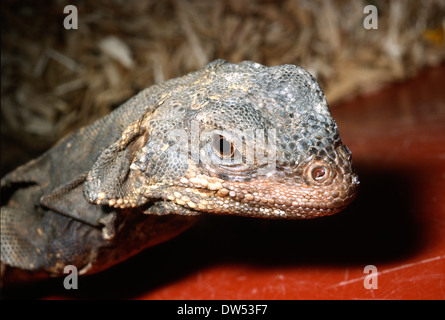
163 165 359 219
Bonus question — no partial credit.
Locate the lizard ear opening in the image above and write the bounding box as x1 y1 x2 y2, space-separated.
83 119 150 208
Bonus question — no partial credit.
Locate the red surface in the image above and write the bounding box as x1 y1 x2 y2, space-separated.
4 65 445 300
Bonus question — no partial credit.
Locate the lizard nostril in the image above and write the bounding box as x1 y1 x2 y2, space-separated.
311 166 328 181
303 161 333 185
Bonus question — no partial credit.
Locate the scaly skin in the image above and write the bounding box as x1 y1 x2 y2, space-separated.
1 60 359 285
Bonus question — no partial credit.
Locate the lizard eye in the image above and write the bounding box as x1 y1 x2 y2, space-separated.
213 135 235 159
201 131 255 181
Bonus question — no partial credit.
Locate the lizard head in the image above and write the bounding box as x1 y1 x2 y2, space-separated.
85 60 359 219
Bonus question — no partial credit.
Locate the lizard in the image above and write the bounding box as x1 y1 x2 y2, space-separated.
0 60 359 286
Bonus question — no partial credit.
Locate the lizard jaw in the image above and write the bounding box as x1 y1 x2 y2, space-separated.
160 170 359 219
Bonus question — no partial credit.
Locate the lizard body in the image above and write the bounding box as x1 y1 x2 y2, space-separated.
1 60 359 285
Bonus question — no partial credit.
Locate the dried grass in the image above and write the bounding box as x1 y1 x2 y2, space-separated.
1 0 444 172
